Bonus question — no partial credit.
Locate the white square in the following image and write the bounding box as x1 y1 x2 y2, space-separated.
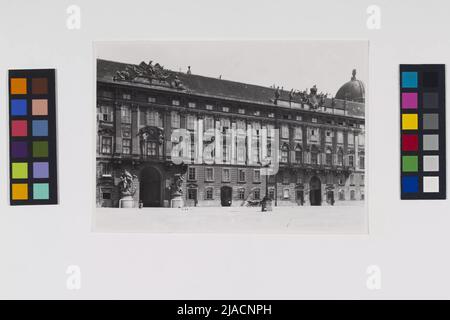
423 176 439 193
423 155 439 172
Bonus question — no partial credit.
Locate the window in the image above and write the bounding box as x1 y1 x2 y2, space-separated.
99 105 114 122
339 190 345 200
206 188 214 200
122 139 131 155
102 192 111 200
283 188 290 199
268 112 274 118
236 120 246 131
295 145 302 163
222 106 229 112
238 169 246 182
309 127 319 143
188 102 196 108
121 106 131 123
326 148 332 166
350 174 355 185
296 115 302 121
238 188 245 200
268 188 275 200
206 104 213 110
254 169 261 183
101 137 112 154
360 191 365 200
147 110 162 127
254 189 261 200
100 162 112 177
204 117 214 131
281 144 289 163
188 167 196 180
254 110 260 116
222 168 230 182
350 190 356 200
220 118 231 129
238 108 245 114
171 111 180 128
266 124 274 137
237 145 246 162
146 141 157 156
359 154 365 169
294 127 302 140
349 155 354 167
311 150 318 165
337 131 344 144
325 130 333 143
187 115 196 130
347 132 354 145
205 167 214 181
312 117 317 123
296 174 302 184
188 188 197 200
122 93 131 100
281 125 289 139
148 97 156 103
337 149 344 166
360 174 365 186
359 134 365 146
172 99 180 106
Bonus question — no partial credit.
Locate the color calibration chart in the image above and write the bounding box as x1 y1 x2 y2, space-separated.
8 69 58 205
400 64 446 200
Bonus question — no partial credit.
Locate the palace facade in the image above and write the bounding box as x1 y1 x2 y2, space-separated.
96 59 365 208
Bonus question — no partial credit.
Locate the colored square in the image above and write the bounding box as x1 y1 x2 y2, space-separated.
12 162 28 179
32 141 48 158
402 134 418 151
423 114 439 130
402 114 418 130
32 120 48 137
423 134 439 150
11 120 28 137
10 78 27 95
32 78 48 94
11 141 28 158
423 92 439 109
423 155 439 172
402 93 417 109
423 176 439 193
402 156 418 172
402 176 418 193
402 72 418 88
11 99 27 116
33 183 49 200
33 162 49 179
32 99 48 115
423 72 439 88
12 183 28 200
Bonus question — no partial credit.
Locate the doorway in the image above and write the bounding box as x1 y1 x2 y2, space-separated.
140 167 161 207
220 186 232 206
309 176 322 206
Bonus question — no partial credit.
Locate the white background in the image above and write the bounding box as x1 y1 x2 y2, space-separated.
1 0 449 299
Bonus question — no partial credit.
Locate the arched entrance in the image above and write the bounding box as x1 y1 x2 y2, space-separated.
309 176 322 206
140 167 162 207
221 186 232 207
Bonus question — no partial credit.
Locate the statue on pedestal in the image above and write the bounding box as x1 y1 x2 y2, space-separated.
118 170 137 208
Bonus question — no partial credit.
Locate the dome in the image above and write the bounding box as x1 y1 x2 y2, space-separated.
335 69 365 103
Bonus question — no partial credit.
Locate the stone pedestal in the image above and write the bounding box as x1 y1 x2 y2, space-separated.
171 194 184 208
119 196 134 208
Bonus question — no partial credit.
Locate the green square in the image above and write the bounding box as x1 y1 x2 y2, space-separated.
32 141 48 158
402 155 418 172
33 183 49 200
12 162 28 179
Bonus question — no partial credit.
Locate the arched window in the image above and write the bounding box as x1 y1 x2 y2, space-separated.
326 148 332 166
281 144 289 163
295 144 302 163
339 189 345 200
350 190 356 200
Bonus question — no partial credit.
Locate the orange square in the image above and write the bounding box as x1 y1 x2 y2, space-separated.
12 183 28 200
10 78 27 94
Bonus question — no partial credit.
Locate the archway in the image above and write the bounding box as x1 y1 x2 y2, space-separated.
309 176 322 206
140 166 162 207
221 186 232 207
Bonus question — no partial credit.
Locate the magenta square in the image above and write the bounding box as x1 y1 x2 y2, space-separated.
402 92 418 109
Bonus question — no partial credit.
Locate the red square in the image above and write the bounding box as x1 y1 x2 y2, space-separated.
11 120 28 137
402 133 418 151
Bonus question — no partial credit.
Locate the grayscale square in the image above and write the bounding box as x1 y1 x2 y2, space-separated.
423 134 439 150
423 113 439 130
423 92 439 109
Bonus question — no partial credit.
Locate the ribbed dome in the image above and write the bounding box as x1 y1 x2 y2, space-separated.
335 69 365 103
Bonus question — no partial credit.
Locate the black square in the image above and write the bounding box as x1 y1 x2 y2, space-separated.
423 71 439 88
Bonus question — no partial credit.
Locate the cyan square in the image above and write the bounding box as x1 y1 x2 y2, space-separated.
33 183 49 200
32 120 48 137
402 72 418 88
11 99 27 116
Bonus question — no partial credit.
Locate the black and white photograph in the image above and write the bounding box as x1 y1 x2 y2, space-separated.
94 41 368 233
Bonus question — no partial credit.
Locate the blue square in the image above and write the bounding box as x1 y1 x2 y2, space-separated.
11 99 27 116
32 120 48 137
402 176 418 193
402 72 418 88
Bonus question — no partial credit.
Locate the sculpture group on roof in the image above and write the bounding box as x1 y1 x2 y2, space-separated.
273 84 329 109
113 60 186 90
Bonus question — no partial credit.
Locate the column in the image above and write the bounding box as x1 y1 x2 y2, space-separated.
131 104 139 155
114 102 122 155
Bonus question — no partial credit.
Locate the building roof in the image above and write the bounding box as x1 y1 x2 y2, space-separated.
97 59 365 118
335 69 365 103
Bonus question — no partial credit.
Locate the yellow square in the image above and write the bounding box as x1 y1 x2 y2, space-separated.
402 114 418 130
12 183 28 200
10 78 27 95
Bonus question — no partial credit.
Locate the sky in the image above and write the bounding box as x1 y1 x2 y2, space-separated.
95 40 368 96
